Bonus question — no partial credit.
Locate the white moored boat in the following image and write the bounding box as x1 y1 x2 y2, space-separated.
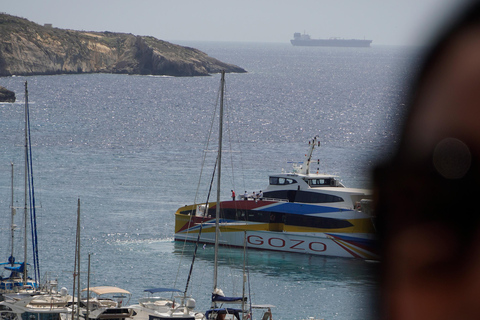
0 285 72 320
81 286 134 320
129 288 202 320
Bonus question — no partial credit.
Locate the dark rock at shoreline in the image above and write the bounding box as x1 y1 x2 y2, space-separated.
0 14 246 77
0 86 15 102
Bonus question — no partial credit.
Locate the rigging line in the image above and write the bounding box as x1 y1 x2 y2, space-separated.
222 81 235 190
223 84 247 195
25 82 40 284
179 84 219 234
184 155 218 296
29 129 40 284
246 247 252 317
192 81 221 209
223 81 241 203
28 147 40 284
189 75 222 213
71 201 79 320
27 164 38 284
223 82 244 215
175 74 222 287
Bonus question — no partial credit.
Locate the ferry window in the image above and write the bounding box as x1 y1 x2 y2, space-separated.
222 209 237 220
295 191 344 203
269 177 279 185
309 179 332 186
285 213 353 229
235 210 246 220
269 177 297 185
281 178 296 185
262 190 288 200
247 210 270 223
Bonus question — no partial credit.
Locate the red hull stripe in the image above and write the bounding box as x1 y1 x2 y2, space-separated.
326 233 376 254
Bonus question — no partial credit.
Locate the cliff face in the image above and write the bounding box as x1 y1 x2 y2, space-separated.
0 14 246 77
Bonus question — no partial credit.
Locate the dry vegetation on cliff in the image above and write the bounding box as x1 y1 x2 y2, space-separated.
0 13 246 77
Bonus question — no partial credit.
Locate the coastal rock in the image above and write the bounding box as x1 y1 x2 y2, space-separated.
0 86 15 102
0 14 246 77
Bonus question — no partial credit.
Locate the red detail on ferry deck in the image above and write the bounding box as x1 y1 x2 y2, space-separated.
214 200 277 210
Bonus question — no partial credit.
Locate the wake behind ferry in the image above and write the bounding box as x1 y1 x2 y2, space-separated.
174 136 377 259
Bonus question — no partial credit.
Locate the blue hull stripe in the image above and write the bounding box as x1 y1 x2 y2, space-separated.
256 202 343 215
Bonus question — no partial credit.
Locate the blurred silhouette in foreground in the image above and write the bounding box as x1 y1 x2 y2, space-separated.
374 2 480 319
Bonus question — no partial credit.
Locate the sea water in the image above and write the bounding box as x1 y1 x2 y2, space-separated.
0 42 418 319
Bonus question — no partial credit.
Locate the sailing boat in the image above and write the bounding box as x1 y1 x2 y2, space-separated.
0 82 73 320
0 163 31 293
201 72 273 320
128 287 199 320
0 82 40 294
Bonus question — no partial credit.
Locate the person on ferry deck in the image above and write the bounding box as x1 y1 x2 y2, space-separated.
374 1 480 319
231 190 235 201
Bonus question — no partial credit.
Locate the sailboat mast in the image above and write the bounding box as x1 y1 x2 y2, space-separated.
72 198 81 320
213 70 225 295
23 81 28 285
76 198 81 320
242 232 246 320
10 163 15 262
86 253 91 320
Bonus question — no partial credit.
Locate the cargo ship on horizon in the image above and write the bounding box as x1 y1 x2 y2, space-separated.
290 32 372 47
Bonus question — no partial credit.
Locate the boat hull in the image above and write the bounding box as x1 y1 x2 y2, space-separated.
174 200 378 260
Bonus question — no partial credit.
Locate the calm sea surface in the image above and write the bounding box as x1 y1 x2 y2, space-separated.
0 42 418 319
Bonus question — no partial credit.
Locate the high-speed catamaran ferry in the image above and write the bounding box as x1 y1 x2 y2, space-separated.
174 136 377 259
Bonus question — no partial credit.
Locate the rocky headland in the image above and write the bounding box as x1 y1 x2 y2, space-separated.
0 13 246 77
0 85 15 102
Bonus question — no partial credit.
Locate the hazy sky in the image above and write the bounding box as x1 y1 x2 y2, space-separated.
2 0 467 46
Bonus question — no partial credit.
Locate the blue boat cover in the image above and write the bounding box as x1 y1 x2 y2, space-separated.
144 288 182 294
212 294 247 303
4 263 25 273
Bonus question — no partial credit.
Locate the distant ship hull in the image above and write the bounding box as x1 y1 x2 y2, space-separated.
290 32 372 47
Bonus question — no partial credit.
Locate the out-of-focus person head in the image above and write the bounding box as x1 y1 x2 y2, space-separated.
374 1 480 319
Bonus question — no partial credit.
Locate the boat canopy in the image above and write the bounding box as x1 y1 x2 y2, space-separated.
0 261 21 266
82 286 131 295
144 288 182 294
251 304 275 309
3 263 26 272
212 294 247 303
